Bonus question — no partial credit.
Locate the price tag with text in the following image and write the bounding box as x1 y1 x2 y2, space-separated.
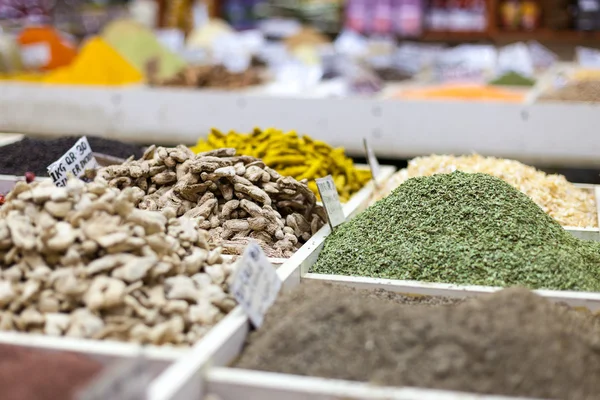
78 357 149 400
231 242 282 327
47 136 99 187
316 175 345 229
363 138 381 184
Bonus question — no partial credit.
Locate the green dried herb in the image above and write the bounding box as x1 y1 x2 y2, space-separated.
489 71 536 86
312 171 600 291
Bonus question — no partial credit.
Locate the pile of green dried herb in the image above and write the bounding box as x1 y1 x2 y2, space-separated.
489 71 536 86
312 171 600 291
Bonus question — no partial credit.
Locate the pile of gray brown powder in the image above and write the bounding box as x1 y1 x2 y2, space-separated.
235 282 600 400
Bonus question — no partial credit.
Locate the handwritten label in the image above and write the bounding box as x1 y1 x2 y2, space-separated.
316 175 345 229
363 138 381 183
231 242 282 327
77 357 149 400
47 137 98 187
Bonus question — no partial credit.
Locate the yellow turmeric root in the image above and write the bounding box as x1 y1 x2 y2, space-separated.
191 127 372 202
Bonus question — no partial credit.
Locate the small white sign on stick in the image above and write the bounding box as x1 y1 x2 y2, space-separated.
47 136 99 187
363 138 381 186
316 175 345 229
231 242 282 327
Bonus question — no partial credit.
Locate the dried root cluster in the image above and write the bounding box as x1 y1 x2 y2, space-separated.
97 146 326 257
0 179 236 346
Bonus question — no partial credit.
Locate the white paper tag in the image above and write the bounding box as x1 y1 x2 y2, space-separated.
77 357 149 400
363 138 381 180
316 175 345 229
231 242 282 328
20 43 50 69
47 137 99 187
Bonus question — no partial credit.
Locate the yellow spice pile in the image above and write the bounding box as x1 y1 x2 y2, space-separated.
191 128 372 202
376 154 598 228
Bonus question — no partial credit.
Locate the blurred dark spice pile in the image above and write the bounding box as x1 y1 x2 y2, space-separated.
0 136 144 176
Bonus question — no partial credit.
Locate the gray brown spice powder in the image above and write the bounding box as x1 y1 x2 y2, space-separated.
312 171 600 291
235 282 600 400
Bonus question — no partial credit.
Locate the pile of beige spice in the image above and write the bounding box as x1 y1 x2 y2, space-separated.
375 154 598 228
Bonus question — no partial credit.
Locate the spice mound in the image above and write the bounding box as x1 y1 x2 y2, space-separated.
376 154 597 228
0 178 236 346
0 136 145 176
314 171 600 291
153 64 262 89
0 344 103 400
96 145 326 257
540 79 600 103
191 128 372 202
236 282 600 400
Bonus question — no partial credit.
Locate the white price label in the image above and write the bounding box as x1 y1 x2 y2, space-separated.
363 138 381 181
20 43 50 69
231 242 282 327
47 137 99 187
77 358 149 400
316 175 345 229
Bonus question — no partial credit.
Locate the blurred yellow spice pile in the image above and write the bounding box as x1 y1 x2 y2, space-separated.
0 37 143 86
191 128 372 201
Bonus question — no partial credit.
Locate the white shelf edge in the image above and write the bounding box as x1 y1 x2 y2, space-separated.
206 367 538 400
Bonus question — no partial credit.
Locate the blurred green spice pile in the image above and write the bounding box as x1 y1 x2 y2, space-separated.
312 171 600 291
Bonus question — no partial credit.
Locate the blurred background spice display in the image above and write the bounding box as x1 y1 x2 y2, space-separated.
1 0 600 103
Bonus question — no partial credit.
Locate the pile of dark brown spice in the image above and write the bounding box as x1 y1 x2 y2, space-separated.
235 282 600 400
0 344 103 400
0 136 144 176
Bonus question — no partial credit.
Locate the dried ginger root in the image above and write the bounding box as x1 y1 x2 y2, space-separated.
96 145 326 258
374 154 597 228
0 178 236 346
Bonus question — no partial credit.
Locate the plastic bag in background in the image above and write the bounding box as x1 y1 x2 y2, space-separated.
433 45 496 83
496 42 535 78
527 40 557 71
334 29 369 59
267 59 323 95
211 32 252 73
339 61 383 95
394 42 445 76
